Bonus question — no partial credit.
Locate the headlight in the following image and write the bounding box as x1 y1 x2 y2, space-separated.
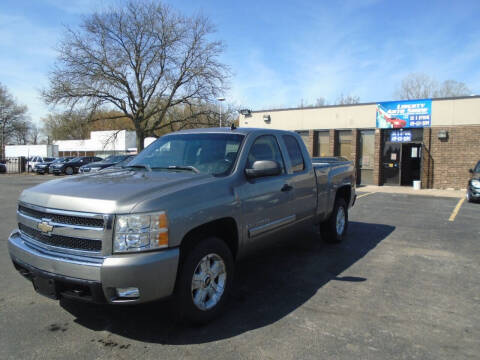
114 211 168 253
472 179 480 189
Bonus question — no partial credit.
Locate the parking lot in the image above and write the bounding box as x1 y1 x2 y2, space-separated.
0 175 479 360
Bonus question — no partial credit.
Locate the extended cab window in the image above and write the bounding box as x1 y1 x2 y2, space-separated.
247 135 284 173
282 135 305 173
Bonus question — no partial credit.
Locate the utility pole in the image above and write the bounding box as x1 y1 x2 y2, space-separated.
217 97 225 127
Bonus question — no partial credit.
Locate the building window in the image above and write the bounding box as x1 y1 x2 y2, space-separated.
359 130 375 185
335 130 352 160
314 131 329 157
296 131 309 149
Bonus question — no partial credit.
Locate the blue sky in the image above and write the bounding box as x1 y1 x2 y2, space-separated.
1 0 479 124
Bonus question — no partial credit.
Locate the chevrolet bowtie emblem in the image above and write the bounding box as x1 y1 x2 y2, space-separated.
37 221 54 234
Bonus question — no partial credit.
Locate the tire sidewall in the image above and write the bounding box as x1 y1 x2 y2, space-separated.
335 199 348 239
176 236 234 324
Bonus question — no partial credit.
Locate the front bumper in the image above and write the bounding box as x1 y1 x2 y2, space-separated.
8 230 180 304
468 186 480 199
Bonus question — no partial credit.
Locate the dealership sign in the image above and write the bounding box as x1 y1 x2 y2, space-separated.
376 99 431 129
390 130 412 142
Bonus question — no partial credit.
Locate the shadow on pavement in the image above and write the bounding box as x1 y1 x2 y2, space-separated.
61 221 394 344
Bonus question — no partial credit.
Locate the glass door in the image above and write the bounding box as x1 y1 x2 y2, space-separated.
382 143 401 185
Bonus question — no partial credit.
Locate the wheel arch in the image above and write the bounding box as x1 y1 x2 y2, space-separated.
180 217 239 261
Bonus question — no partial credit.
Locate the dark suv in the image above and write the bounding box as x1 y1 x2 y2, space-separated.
467 161 480 203
52 156 103 175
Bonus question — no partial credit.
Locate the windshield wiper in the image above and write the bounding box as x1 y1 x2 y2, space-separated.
154 165 200 174
123 164 152 172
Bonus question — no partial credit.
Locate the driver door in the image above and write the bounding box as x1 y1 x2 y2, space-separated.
237 135 295 245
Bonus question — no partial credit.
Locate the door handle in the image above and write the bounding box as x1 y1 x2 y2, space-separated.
281 184 293 192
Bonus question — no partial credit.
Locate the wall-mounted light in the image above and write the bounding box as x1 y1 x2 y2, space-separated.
263 114 271 123
438 130 448 140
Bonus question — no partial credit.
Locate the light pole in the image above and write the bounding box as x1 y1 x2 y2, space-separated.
217 97 225 127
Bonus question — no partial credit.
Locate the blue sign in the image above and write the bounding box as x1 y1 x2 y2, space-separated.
376 99 431 129
390 130 412 142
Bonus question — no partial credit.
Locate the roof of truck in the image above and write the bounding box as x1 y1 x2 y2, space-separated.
174 127 296 136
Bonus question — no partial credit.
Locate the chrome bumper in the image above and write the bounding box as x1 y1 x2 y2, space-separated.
8 230 180 304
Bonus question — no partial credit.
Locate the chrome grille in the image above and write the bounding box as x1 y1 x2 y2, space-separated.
18 205 104 228
17 203 107 255
18 223 102 252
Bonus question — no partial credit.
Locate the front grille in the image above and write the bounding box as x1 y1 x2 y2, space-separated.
19 223 102 252
18 205 104 228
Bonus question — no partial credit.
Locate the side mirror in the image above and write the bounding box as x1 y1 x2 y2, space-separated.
245 160 281 178
469 169 474 174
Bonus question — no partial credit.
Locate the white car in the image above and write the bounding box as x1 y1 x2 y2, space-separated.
27 156 56 172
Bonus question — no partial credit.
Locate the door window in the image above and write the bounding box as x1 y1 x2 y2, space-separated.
282 135 305 172
247 135 284 173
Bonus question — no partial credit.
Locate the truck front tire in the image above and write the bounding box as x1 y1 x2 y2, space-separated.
321 198 348 243
175 236 234 324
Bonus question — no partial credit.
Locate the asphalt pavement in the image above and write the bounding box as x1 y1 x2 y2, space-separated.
0 175 479 360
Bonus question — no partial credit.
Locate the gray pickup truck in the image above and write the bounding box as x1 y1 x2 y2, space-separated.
8 128 355 323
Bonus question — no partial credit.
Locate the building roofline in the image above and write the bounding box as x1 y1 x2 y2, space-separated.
248 95 480 114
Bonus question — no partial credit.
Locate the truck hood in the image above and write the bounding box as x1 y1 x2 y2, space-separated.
20 169 214 214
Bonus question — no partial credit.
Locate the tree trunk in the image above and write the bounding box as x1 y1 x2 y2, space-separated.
136 129 145 153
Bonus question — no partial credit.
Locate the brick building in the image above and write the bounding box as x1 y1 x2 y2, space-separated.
239 96 480 190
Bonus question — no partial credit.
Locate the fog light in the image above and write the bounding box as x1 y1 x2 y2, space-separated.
116 287 140 298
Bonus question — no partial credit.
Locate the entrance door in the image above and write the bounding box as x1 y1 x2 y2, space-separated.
401 143 422 186
382 143 401 185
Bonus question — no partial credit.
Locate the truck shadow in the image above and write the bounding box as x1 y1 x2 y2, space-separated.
61 221 394 344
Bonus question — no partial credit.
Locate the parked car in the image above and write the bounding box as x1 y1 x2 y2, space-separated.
0 161 6 173
467 160 480 203
35 157 75 175
47 157 75 174
28 156 56 172
8 128 355 324
79 155 134 173
52 156 103 175
34 158 56 174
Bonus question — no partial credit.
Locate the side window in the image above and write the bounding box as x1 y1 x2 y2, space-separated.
282 135 305 173
247 135 284 173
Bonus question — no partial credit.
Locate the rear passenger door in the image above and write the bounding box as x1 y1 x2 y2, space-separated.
280 134 317 224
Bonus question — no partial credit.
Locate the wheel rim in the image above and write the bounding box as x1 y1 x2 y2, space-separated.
66 167 73 175
336 206 346 235
191 253 227 311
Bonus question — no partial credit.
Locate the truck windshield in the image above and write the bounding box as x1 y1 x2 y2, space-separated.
128 133 244 176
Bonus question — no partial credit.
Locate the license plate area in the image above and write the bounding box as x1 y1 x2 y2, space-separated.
32 276 59 299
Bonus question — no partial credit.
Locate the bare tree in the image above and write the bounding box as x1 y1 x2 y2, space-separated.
395 73 471 100
29 124 41 145
0 82 29 158
434 80 471 98
315 97 328 107
42 112 91 141
336 93 360 105
42 1 229 151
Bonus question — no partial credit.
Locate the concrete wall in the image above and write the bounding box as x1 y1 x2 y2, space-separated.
54 130 136 153
240 96 480 130
5 144 58 158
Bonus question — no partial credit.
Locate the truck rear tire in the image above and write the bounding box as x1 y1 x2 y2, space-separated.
321 198 348 243
175 236 234 324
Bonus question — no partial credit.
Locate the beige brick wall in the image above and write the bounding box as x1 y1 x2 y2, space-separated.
423 125 480 189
